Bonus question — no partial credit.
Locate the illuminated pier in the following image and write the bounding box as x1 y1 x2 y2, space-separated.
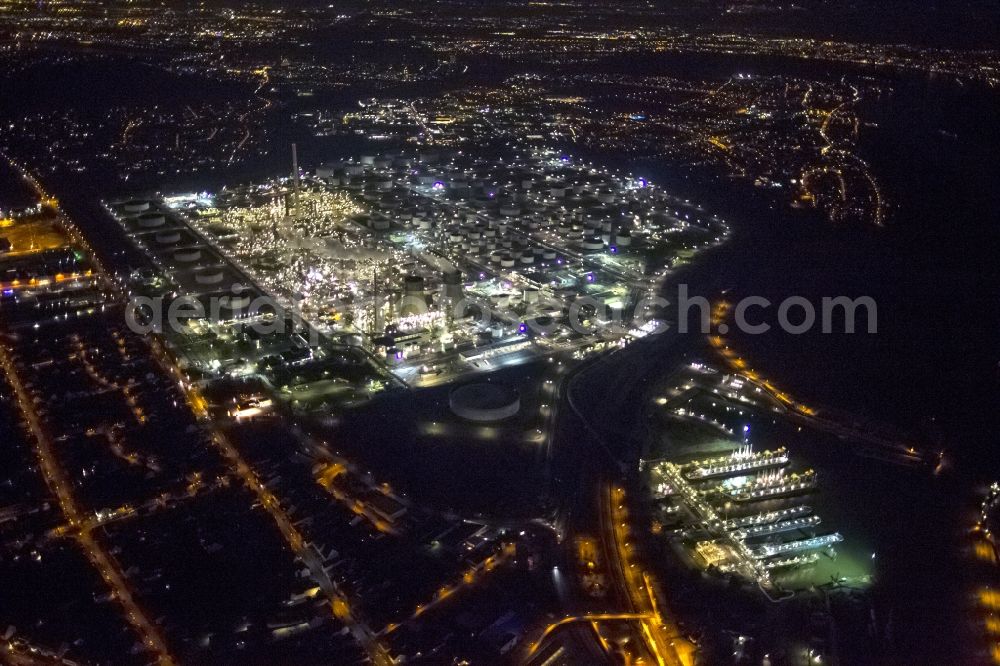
732 515 821 540
648 447 836 588
724 505 812 530
763 552 821 570
683 445 788 480
752 533 843 559
725 469 817 502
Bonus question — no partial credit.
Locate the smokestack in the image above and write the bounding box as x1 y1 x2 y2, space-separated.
291 143 301 216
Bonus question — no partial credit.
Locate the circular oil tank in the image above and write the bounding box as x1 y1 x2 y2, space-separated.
582 237 604 251
123 200 151 214
543 249 557 261
173 248 202 263
194 268 224 285
155 230 182 245
219 290 253 315
137 213 166 228
315 164 338 179
449 383 520 422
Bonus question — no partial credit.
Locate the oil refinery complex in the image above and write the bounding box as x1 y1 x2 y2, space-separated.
106 148 727 400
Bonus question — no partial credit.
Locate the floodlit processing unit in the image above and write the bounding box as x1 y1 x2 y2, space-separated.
107 148 728 391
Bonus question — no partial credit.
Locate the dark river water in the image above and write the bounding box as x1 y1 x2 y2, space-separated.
616 70 1000 663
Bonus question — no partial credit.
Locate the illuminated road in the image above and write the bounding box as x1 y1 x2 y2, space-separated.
708 301 923 464
601 482 693 666
547 323 696 664
5 152 395 664
0 344 176 666
149 339 394 666
0 160 175 662
381 543 516 636
523 612 652 659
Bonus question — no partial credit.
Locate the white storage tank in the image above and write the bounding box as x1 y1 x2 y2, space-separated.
155 231 182 245
174 248 202 263
194 268 224 285
449 383 520 422
123 200 151 214
316 164 339 179
137 213 166 228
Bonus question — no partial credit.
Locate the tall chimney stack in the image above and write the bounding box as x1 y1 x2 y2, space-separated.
291 143 301 216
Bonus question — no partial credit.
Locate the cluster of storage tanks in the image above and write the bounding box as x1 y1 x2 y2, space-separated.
313 149 652 265
107 198 263 323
